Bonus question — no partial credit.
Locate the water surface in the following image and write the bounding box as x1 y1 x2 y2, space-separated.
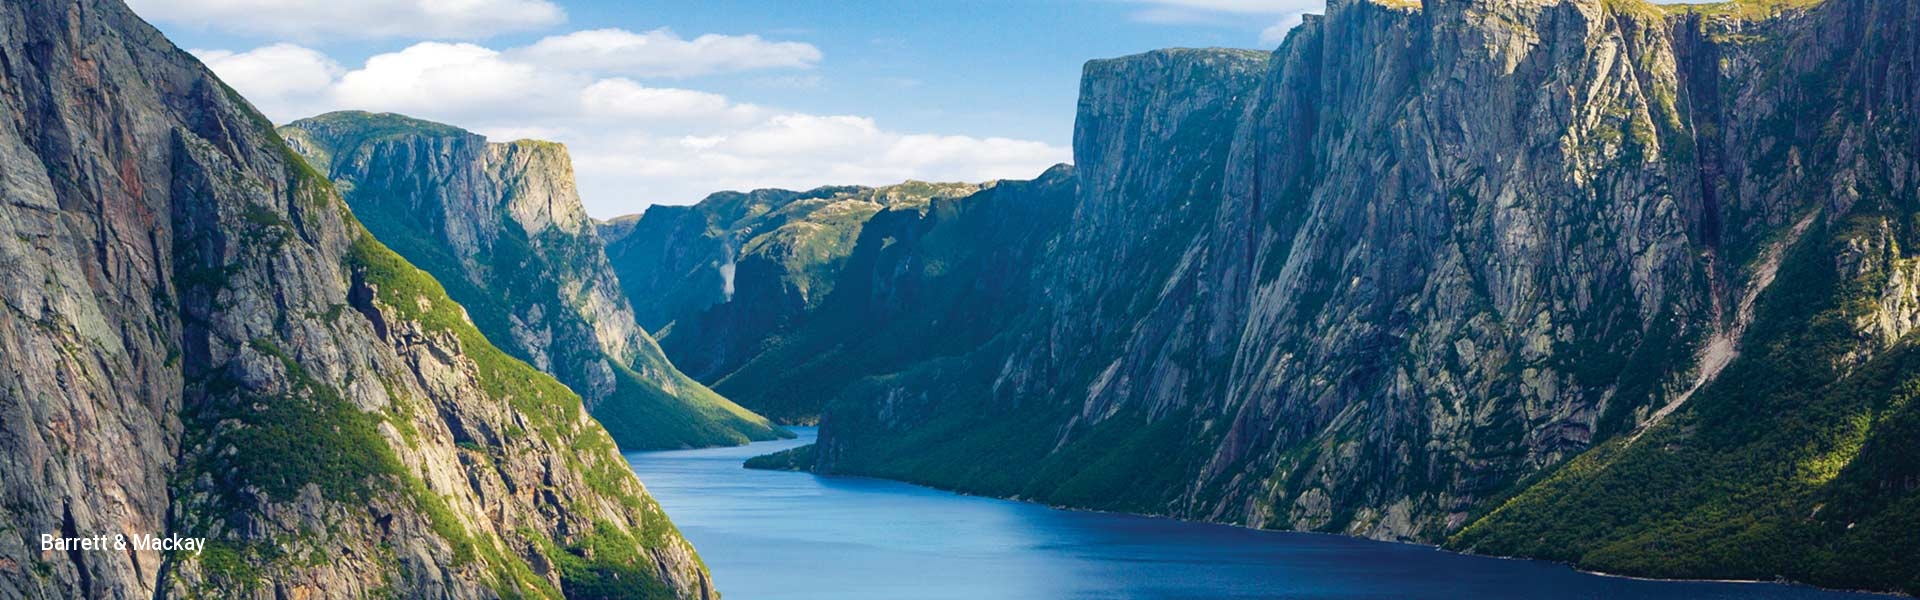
627 428 1877 600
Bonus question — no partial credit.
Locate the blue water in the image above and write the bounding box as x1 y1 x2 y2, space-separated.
626 427 1879 600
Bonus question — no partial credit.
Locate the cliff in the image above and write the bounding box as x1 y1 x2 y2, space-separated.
280 112 785 450
0 1 712 597
718 167 1076 424
762 0 1917 593
599 181 983 422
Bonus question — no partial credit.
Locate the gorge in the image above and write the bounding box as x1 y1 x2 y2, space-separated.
634 428 1880 599
2 0 1917 597
611 0 1920 595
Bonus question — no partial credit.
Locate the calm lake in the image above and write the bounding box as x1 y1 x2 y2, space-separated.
625 427 1877 600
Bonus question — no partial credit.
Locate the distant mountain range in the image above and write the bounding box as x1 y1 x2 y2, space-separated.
597 178 1003 423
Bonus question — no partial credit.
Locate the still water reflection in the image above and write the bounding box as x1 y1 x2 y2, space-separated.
627 428 1876 600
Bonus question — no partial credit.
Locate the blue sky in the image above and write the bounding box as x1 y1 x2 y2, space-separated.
127 0 1321 216
127 0 1694 216
554 1 1331 141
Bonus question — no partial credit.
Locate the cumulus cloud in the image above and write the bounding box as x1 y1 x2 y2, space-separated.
1129 0 1319 15
513 28 823 78
331 43 583 120
1126 0 1320 46
194 43 341 106
193 37 1069 216
579 79 765 122
127 0 565 40
1258 11 1310 46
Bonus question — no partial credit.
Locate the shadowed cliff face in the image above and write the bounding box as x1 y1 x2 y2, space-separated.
795 0 1920 593
0 2 712 598
714 167 1078 426
599 181 984 422
279 112 786 450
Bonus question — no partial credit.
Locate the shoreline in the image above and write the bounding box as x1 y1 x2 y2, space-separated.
714 435 1900 598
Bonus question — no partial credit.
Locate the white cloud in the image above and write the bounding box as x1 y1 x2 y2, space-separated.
194 43 341 110
886 135 1063 171
194 39 1069 216
513 28 823 78
1133 0 1313 13
1258 12 1309 46
579 79 765 122
1128 6 1242 25
1126 0 1321 46
728 114 881 156
330 43 583 120
127 0 565 40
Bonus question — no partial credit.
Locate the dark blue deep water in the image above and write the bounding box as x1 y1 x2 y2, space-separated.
626 428 1880 600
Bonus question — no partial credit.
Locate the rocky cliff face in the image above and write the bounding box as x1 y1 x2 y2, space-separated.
0 2 712 597
599 181 982 421
279 112 783 450
719 167 1076 425
786 0 1917 593
1449 0 1920 592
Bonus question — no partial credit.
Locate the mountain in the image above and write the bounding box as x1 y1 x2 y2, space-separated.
599 180 983 422
717 167 1076 426
0 1 712 597
279 112 785 450
737 0 1919 593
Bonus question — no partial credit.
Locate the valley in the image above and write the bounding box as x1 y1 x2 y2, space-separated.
2 0 1916 597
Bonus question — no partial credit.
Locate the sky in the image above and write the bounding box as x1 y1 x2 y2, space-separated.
126 0 1698 217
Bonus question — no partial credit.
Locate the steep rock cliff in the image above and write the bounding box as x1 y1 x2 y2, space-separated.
795 0 1919 593
599 181 981 421
723 167 1076 426
811 46 1277 515
279 112 783 450
0 2 712 597
1452 0 1920 592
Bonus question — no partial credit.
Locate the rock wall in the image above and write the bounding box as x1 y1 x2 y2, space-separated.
0 1 713 597
599 181 982 422
282 112 784 450
801 0 1920 592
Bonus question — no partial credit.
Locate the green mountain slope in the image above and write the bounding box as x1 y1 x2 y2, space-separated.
1451 3 1920 591
717 166 1076 424
599 179 984 422
1454 212 1920 593
281 112 785 450
0 1 713 596
737 0 1917 594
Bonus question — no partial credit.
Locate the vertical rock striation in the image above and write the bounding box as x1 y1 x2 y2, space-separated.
599 181 983 422
785 0 1919 593
280 112 784 450
0 2 713 597
728 167 1077 427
